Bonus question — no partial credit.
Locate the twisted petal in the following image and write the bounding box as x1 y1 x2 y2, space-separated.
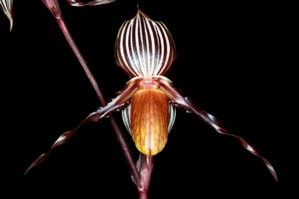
65 0 115 7
0 0 13 31
42 0 115 19
155 76 278 181
25 78 142 174
25 112 100 175
115 7 176 77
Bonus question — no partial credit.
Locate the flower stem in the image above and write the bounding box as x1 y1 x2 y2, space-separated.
41 0 141 187
136 155 154 199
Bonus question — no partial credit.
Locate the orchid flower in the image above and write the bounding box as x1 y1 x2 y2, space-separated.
25 7 277 183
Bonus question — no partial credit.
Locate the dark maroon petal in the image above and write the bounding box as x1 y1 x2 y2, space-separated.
156 76 278 181
25 79 141 174
24 111 101 174
65 0 115 7
42 0 115 20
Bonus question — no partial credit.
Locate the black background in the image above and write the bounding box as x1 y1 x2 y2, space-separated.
1 0 293 198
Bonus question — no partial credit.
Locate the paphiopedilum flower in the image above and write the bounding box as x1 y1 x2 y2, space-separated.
26 8 277 181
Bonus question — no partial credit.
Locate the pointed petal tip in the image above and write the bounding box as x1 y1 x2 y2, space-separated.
25 153 48 174
135 5 146 17
9 17 13 32
137 6 147 17
274 175 278 182
262 158 278 181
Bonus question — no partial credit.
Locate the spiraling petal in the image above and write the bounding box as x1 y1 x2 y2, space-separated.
155 76 278 181
115 7 176 77
65 0 115 7
0 0 13 31
42 0 115 19
24 112 100 175
25 78 142 174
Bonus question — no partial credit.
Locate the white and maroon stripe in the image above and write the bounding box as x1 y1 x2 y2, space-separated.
0 0 13 26
115 8 176 77
0 0 12 12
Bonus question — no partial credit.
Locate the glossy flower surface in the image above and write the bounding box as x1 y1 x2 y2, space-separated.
26 8 277 182
116 9 177 155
